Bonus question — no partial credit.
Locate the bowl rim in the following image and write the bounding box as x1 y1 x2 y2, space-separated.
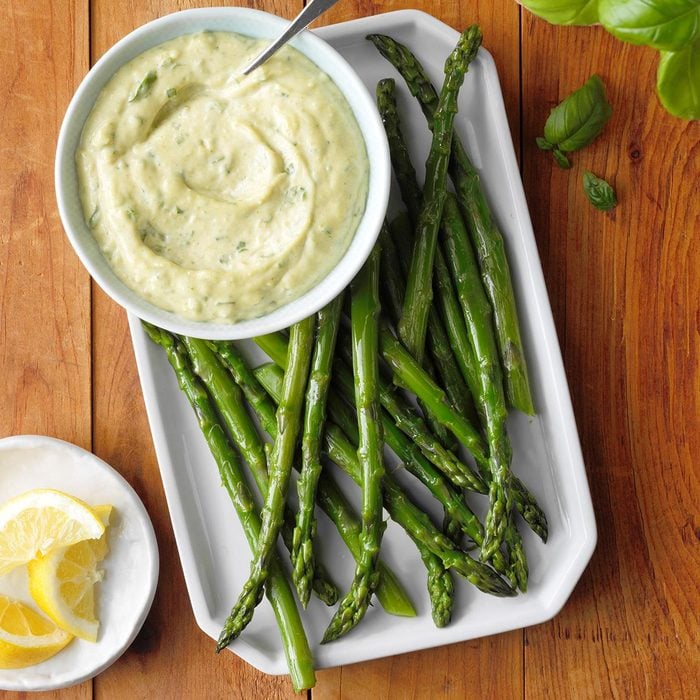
55 6 390 340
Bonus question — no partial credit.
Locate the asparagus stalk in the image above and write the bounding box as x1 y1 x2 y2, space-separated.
207 341 416 617
181 336 339 606
381 222 457 452
374 75 545 563
258 329 484 494
336 333 486 494
378 80 481 410
293 295 343 608
141 323 315 691
440 193 514 559
397 25 482 362
323 246 386 643
385 212 478 433
218 316 315 649
324 373 506 575
255 331 546 541
367 32 534 415
419 544 454 627
254 364 514 597
210 340 416 617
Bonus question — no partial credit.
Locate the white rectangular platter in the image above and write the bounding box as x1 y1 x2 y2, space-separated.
129 9 596 675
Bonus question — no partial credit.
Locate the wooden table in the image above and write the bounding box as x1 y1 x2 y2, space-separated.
1 1 698 697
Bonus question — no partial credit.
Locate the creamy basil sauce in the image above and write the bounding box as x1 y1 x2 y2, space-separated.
77 31 368 322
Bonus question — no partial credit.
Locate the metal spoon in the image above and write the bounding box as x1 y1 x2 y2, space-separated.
241 0 343 75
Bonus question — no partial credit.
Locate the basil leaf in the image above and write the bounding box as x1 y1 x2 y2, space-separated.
583 171 617 211
657 40 700 120
536 136 554 150
129 70 157 102
598 0 700 52
519 0 600 26
543 75 612 153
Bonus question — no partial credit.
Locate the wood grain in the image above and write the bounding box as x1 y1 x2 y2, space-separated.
0 0 697 698
521 14 700 700
0 1 91 698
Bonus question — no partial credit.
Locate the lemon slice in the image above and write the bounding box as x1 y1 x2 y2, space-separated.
0 595 73 669
28 505 113 642
0 489 105 575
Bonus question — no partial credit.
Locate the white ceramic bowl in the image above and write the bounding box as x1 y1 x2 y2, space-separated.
55 7 390 340
0 435 158 691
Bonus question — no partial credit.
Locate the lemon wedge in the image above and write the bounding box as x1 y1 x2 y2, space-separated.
28 505 113 642
0 595 73 669
0 489 105 575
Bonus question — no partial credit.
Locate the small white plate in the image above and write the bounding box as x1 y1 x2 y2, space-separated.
129 9 596 676
0 435 159 691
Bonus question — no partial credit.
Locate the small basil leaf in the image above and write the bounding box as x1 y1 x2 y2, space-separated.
553 149 572 169
657 40 700 120
598 0 700 52
536 136 554 150
520 0 600 26
543 74 612 153
583 171 617 211
130 70 157 102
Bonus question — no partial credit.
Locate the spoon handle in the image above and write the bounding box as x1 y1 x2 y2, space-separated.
242 0 343 75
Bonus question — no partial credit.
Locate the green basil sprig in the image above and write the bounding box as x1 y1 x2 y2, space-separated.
519 0 699 120
583 171 617 211
537 75 612 168
598 0 700 52
657 41 700 120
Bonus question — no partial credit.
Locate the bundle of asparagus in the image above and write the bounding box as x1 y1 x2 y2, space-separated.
142 24 547 691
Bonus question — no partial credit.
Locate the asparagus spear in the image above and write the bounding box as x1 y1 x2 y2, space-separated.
254 331 488 500
323 246 386 643
377 79 481 409
367 32 534 415
181 336 339 606
254 364 514 598
385 212 478 432
211 340 416 617
255 357 508 578
420 544 454 627
218 316 315 650
374 78 545 560
293 295 343 608
237 324 457 623
255 331 546 541
440 193 514 559
336 332 486 494
141 323 315 691
324 373 504 574
380 223 457 452
397 25 482 362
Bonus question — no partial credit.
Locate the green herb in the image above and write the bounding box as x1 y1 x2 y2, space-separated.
520 0 599 26
521 0 700 120
129 70 157 102
237 241 247 252
657 40 700 120
167 87 177 98
88 206 100 228
537 75 612 167
598 0 700 52
583 171 617 211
